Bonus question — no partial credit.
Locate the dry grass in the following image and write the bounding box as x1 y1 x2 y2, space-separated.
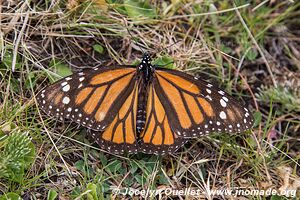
0 0 299 199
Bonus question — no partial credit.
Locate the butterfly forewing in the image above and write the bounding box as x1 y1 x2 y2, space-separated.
154 68 254 138
37 66 137 131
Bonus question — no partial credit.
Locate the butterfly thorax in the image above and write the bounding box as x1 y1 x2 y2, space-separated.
137 53 154 82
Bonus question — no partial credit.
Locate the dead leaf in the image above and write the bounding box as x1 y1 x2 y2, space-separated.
67 0 79 10
92 0 108 11
277 165 292 192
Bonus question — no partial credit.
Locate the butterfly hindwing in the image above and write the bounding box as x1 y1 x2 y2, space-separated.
37 66 137 131
153 68 253 138
139 85 188 154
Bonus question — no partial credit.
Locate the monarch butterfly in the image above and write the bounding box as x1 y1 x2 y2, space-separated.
37 54 253 155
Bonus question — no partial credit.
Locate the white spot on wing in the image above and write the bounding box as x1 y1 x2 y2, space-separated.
220 111 227 119
220 99 227 107
218 90 225 95
62 84 70 92
61 82 68 86
222 96 228 102
62 96 70 104
206 95 212 101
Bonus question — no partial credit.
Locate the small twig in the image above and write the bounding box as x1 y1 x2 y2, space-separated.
252 0 270 12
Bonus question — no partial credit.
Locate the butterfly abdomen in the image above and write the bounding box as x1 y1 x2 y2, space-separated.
136 80 148 134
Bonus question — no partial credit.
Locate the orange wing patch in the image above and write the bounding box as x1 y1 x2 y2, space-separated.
157 74 192 129
152 127 163 145
226 108 236 121
232 105 243 119
157 71 200 94
47 87 60 101
54 93 63 105
154 91 165 123
197 97 214 117
102 117 115 141
183 93 204 124
142 115 155 143
76 87 93 105
125 115 135 143
101 85 138 145
141 88 175 146
163 119 174 145
119 89 135 119
84 86 107 114
90 68 135 85
95 73 134 122
113 124 124 143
